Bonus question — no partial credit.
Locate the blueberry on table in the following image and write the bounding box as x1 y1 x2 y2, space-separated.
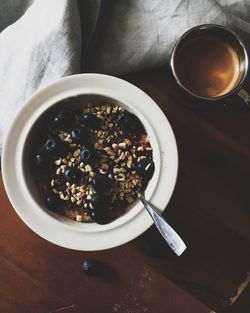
92 173 112 192
44 137 66 156
81 112 101 130
82 259 99 275
53 109 75 129
71 127 89 144
44 193 60 210
64 167 81 183
34 151 48 168
80 147 98 165
136 158 155 179
116 110 141 132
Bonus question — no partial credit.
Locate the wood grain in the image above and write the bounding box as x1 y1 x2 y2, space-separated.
0 67 250 313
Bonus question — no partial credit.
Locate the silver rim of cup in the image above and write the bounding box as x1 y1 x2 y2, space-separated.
170 24 249 101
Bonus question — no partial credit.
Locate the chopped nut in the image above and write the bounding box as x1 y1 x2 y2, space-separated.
127 156 133 168
59 193 64 200
85 164 92 172
50 179 55 187
118 142 126 149
137 146 144 151
76 215 82 222
145 147 152 151
124 138 132 146
106 105 111 114
113 168 121 174
99 169 107 174
56 168 62 175
73 149 80 157
54 159 61 165
64 135 72 143
118 152 126 161
101 163 109 170
127 196 134 204
112 143 119 150
62 158 67 164
124 188 132 193
75 192 81 198
137 156 146 162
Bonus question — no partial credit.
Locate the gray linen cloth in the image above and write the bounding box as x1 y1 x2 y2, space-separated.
0 0 250 151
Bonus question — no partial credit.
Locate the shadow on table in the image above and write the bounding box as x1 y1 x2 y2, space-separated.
96 260 120 284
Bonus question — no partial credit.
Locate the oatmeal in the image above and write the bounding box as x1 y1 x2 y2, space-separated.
32 99 155 224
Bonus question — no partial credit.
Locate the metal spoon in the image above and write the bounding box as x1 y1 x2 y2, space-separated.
136 191 187 256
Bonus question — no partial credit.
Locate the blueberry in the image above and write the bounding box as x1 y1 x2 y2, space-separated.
44 193 60 210
81 112 101 130
80 147 98 165
45 137 65 156
82 259 99 275
116 110 140 132
91 194 104 209
34 151 48 168
64 167 81 183
71 127 89 144
136 158 155 179
90 194 110 224
92 173 112 192
53 109 75 129
91 210 108 224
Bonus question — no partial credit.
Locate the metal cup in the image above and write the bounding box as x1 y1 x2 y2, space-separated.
170 24 250 109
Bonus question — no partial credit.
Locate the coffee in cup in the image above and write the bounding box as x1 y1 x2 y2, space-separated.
170 24 250 109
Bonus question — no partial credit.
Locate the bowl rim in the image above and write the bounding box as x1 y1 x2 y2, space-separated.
20 91 162 233
2 73 178 250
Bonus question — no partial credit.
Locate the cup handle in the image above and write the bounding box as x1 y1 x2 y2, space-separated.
224 88 250 110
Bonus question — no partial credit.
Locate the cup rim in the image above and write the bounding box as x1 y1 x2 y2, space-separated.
170 23 249 101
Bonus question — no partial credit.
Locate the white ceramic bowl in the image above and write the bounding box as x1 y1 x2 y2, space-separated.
2 74 178 251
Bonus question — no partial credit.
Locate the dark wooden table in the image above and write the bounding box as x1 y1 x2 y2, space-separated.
1 67 250 313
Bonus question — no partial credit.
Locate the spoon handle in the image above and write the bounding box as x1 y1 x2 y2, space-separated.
137 192 186 256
